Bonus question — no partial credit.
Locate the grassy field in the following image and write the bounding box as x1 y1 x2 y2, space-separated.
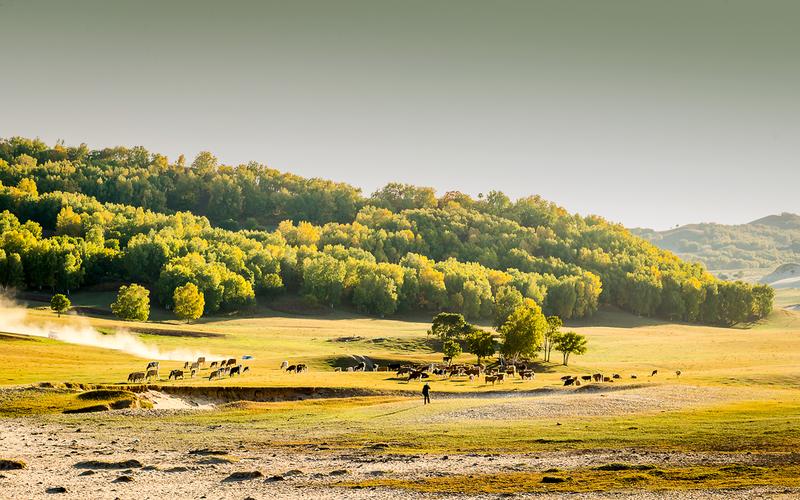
2 291 800 495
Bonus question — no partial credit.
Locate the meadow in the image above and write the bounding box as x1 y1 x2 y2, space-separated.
1 290 799 497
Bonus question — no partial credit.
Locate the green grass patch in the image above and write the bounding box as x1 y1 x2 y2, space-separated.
339 465 800 493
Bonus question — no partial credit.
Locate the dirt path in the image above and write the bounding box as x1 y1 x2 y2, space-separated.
1 417 798 499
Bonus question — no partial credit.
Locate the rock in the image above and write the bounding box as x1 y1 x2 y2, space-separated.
74 459 143 469
541 476 567 483
328 469 349 476
0 459 26 470
198 456 238 465
283 469 303 477
78 470 95 476
112 475 134 483
165 466 189 473
46 487 67 494
223 471 264 482
141 465 158 471
265 475 284 482
189 449 229 456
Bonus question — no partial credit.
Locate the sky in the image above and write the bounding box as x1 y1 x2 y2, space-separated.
1 0 798 230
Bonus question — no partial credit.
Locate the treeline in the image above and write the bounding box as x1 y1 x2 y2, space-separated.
0 137 773 325
0 182 596 319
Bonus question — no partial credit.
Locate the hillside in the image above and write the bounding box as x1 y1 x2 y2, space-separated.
632 213 800 281
0 136 773 326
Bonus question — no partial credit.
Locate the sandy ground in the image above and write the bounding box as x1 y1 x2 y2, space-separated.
1 385 798 499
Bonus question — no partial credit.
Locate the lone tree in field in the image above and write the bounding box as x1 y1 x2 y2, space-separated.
499 299 547 363
553 331 588 366
428 312 471 342
111 284 150 321
50 294 71 317
173 282 204 322
465 328 495 364
442 339 462 362
543 315 563 362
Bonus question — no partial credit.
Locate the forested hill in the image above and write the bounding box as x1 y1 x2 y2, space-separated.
632 213 800 276
0 137 773 326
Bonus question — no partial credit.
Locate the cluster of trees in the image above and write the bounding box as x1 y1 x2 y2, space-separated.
0 137 773 325
429 303 588 366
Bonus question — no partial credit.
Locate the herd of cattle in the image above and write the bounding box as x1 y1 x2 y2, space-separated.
328 360 682 386
126 355 681 387
126 356 251 383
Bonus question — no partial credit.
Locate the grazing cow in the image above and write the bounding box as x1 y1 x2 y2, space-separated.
396 367 412 376
229 365 242 377
612 374 621 379
505 366 517 378
210 361 219 369
190 362 199 371
603 376 613 382
226 358 237 367
408 370 424 381
146 361 159 371
209 369 222 381
145 368 159 381
388 363 402 371
593 373 603 382
221 366 231 375
190 369 197 378
280 360 289 369
286 365 296 372
581 375 592 381
495 373 505 383
675 370 682 378
127 371 145 383
242 366 250 374
354 361 366 372
485 375 498 385
169 369 184 380
466 367 482 377
564 377 576 386
631 374 638 379
183 361 190 370
521 370 535 380
575 379 581 386
196 357 205 367
651 370 658 377
296 363 307 373
560 375 572 381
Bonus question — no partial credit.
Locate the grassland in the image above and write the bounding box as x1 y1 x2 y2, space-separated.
2 291 800 497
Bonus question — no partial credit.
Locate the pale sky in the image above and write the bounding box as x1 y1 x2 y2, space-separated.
1 0 798 229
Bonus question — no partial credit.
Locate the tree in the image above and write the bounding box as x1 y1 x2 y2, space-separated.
442 339 462 362
50 293 71 317
553 331 587 365
493 285 523 328
543 315 562 363
499 300 547 362
111 284 150 321
428 312 470 342
465 328 495 364
173 282 204 322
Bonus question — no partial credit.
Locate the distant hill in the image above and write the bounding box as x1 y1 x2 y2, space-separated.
632 213 800 281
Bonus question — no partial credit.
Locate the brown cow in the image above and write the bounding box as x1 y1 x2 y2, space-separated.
226 358 237 367
127 371 145 383
209 369 222 381
168 369 184 380
145 368 159 381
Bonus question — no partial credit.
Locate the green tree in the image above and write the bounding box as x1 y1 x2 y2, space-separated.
553 331 588 365
428 312 470 342
50 293 71 317
173 282 204 322
493 285 523 328
465 328 495 364
111 284 150 321
499 300 547 362
543 315 562 362
442 339 462 362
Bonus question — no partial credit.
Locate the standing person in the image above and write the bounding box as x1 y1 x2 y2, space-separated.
422 382 431 405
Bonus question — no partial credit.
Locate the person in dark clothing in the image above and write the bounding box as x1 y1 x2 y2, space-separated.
422 383 431 404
